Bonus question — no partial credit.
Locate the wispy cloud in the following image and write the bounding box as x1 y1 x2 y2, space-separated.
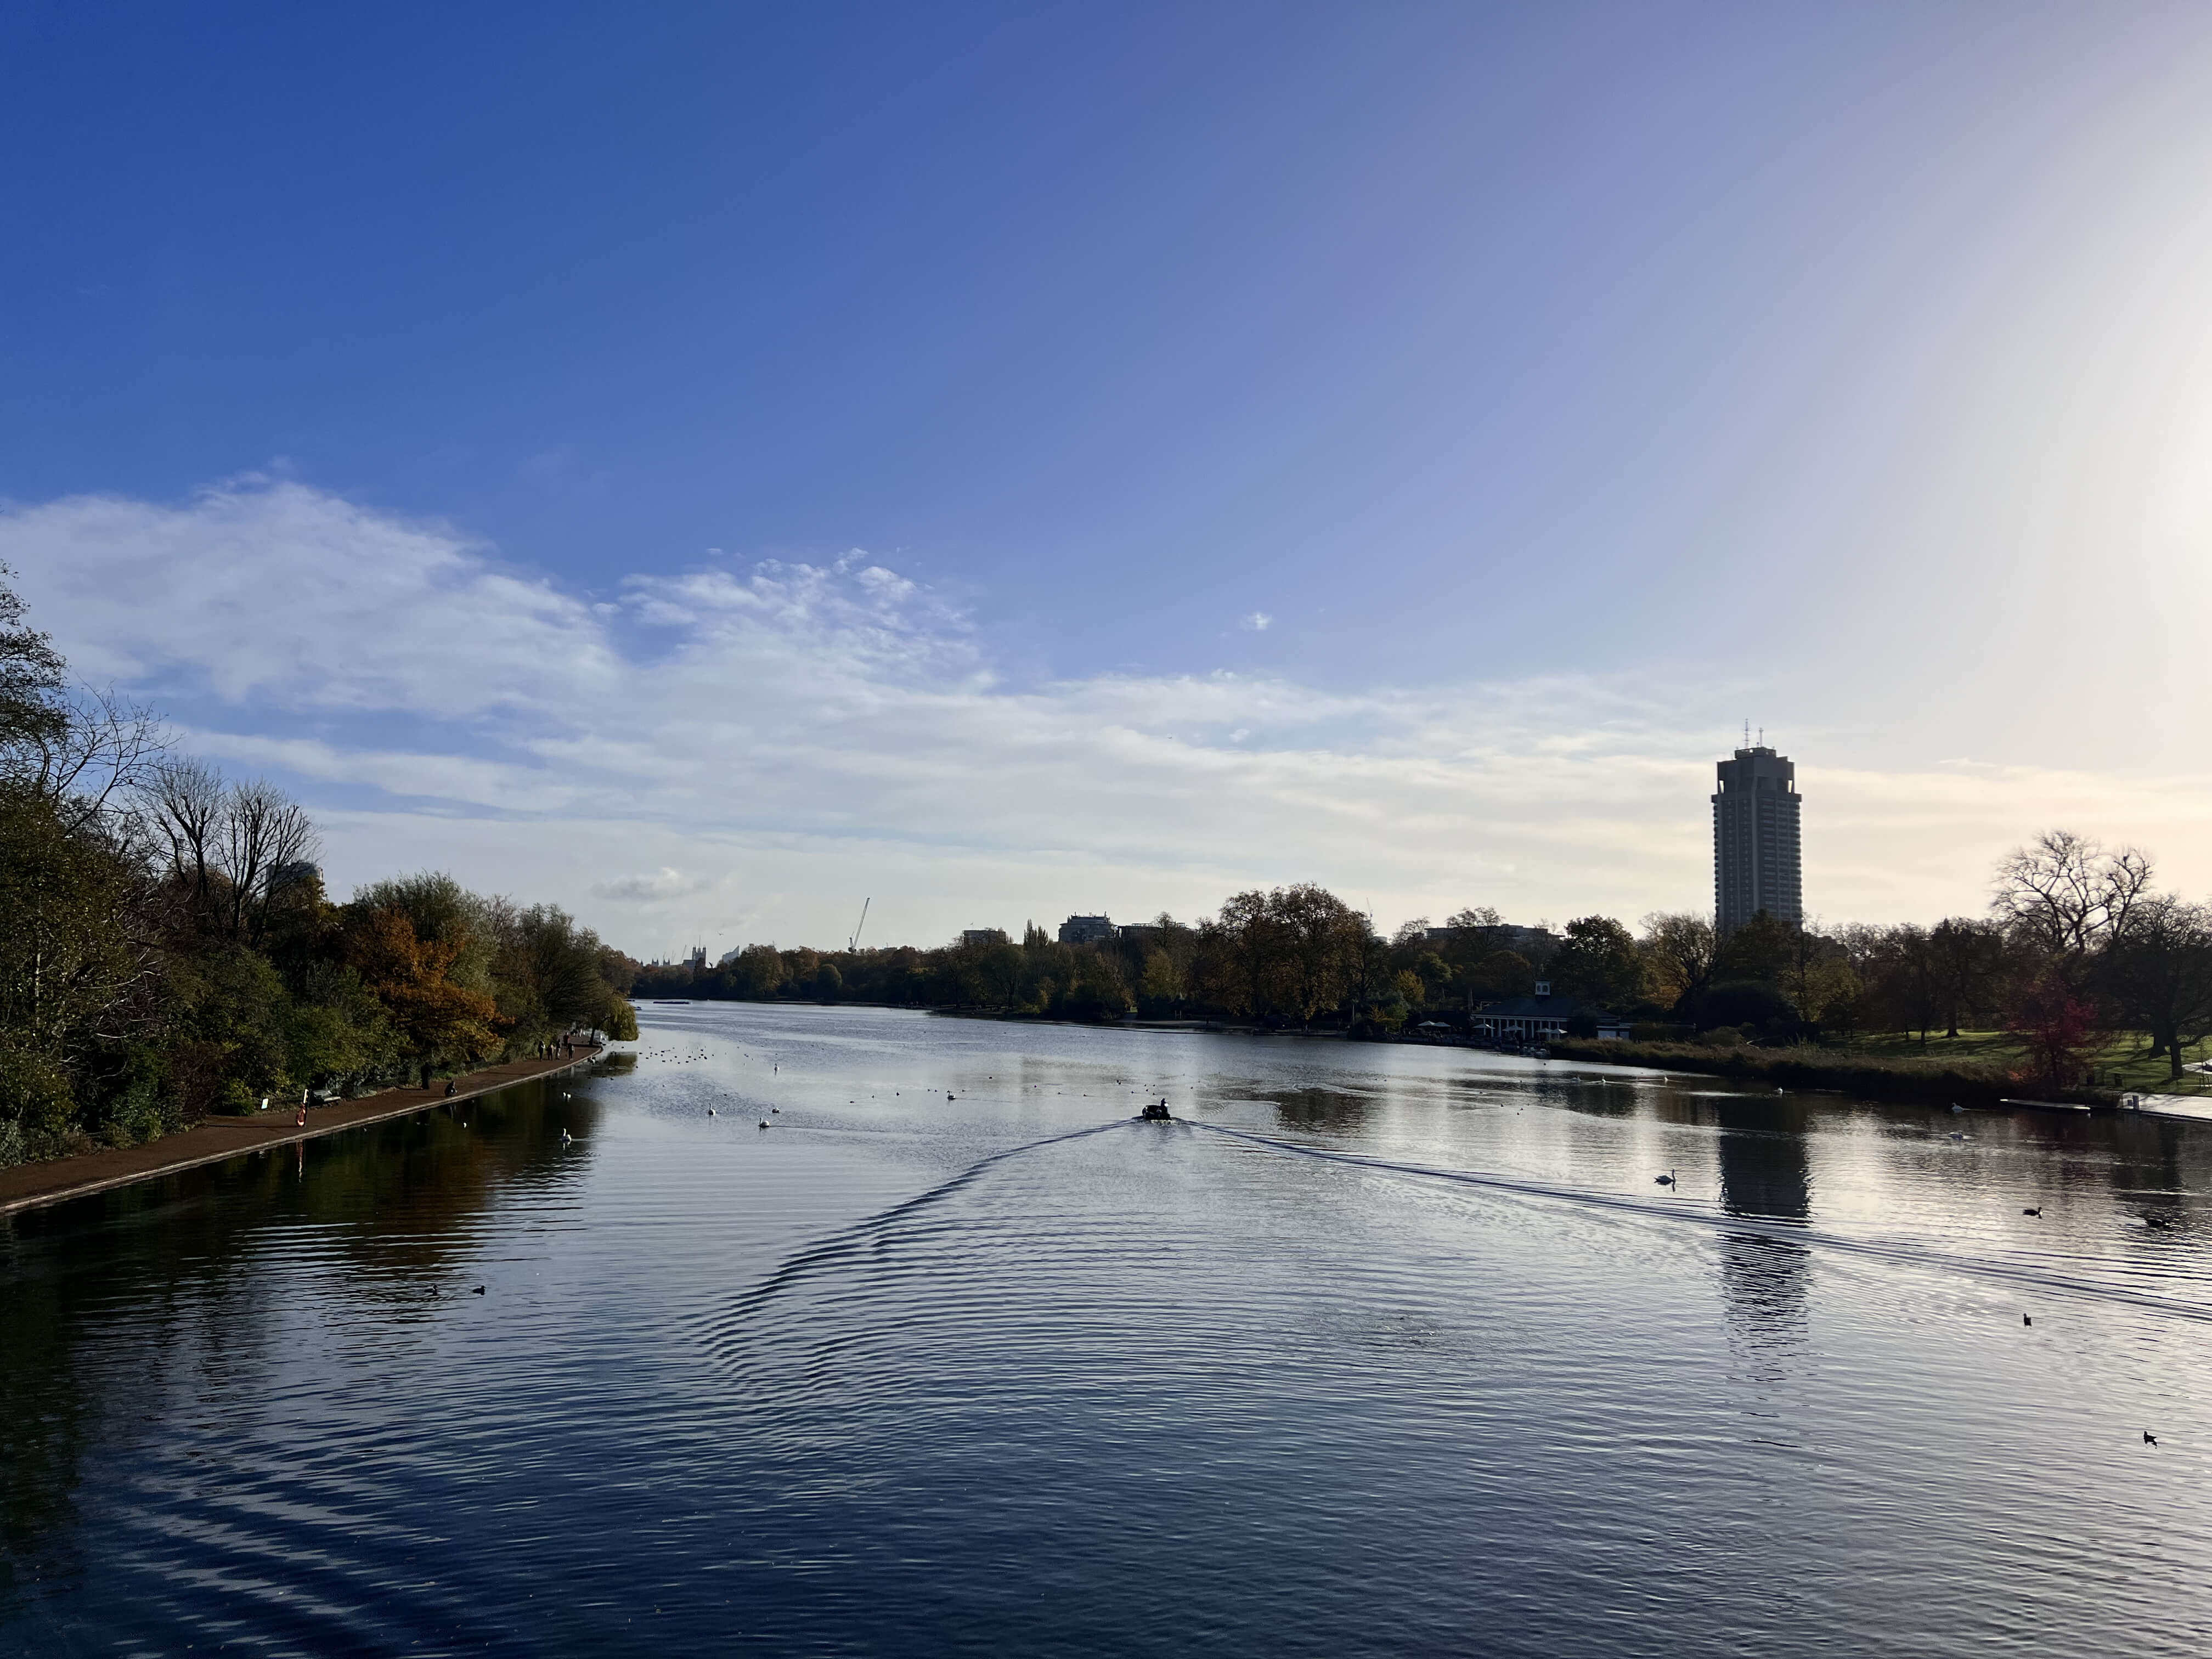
591 867 712 904
4 479 2208 951
1241 611 1272 632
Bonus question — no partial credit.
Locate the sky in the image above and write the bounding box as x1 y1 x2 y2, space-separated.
4 1 2210 958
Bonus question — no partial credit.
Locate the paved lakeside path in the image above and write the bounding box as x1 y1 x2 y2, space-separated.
0 1043 608 1218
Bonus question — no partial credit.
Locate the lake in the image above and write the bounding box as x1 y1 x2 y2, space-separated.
5 1002 2211 1656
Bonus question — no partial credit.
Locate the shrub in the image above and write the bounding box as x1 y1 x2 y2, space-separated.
0 1045 77 1165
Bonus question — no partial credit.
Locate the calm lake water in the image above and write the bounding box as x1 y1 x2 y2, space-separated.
6 1002 2212 1656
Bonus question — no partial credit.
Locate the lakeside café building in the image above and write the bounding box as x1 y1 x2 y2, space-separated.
1477 983 1632 1044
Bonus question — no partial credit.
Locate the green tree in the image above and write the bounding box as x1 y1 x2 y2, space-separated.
1271 883 1365 1025
728 944 784 999
0 786 147 1152
1062 951 1132 1020
1137 949 1184 1013
1466 950 1535 1000
1548 916 1643 1006
1638 912 1716 1008
0 562 65 751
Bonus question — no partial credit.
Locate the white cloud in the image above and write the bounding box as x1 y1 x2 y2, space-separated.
1241 611 1272 631
5 479 2210 955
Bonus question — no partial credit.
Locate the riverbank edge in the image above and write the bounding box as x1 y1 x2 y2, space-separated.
1540 1037 2113 1110
926 1005 2121 1110
0 1045 608 1218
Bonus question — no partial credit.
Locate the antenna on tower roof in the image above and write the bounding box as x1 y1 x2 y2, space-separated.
1742 719 1750 748
1758 725 1764 747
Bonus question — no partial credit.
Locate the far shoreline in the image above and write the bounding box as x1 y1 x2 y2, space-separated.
665 997 2148 1115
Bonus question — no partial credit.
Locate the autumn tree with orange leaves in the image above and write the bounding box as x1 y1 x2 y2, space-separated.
344 907 500 1076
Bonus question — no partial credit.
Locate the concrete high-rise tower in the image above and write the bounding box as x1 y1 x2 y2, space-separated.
1712 740 1801 935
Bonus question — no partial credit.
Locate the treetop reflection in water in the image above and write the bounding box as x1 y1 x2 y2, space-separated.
4 1003 2211 1657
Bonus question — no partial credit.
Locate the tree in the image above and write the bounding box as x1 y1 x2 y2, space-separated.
1343 928 1400 1030
1443 906 1503 933
1992 830 2154 980
1548 916 1643 1006
1271 883 1365 1025
2100 896 2212 1080
1680 978 1795 1033
0 562 65 752
1062 951 1132 1020
1465 950 1534 1000
1927 917 2005 1039
1137 949 1184 1013
9 685 164 834
1858 924 1941 1041
215 779 318 941
2012 975 2098 1088
148 758 224 919
1713 911 1797 986
1639 912 1716 1008
0 785 149 1153
343 907 499 1073
1211 890 1282 1019
721 944 781 999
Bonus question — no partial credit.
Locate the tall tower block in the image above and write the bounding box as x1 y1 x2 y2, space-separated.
1712 743 1802 935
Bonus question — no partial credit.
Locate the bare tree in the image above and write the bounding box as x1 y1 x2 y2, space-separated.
216 779 319 939
13 686 166 834
2100 896 2212 1080
1991 830 2154 978
147 758 225 915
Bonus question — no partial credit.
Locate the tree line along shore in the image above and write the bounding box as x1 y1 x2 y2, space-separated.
0 566 640 1170
637 836 2212 1108
11 549 2207 1174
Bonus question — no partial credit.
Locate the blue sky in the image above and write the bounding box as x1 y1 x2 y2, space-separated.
5 2 2211 955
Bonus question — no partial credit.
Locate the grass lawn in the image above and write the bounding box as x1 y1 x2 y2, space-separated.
1834 1029 2212 1095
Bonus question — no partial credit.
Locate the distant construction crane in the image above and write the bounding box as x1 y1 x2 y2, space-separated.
848 897 871 953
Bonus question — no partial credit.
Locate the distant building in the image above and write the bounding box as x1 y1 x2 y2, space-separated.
687 945 708 972
1476 982 1632 1043
1116 923 1163 945
1058 914 1114 945
1713 741 1802 936
961 928 1009 947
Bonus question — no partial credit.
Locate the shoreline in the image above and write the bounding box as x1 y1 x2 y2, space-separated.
0 1044 608 1219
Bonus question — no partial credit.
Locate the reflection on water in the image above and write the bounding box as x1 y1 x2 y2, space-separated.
1267 1085 1374 1134
1712 1100 1814 1365
0 1080 600 1598
6 1009 2212 1657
